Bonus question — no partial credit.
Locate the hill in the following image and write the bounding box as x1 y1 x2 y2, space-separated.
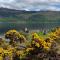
0 8 60 22
0 8 60 32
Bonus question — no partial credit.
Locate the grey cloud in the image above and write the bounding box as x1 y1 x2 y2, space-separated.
0 0 60 11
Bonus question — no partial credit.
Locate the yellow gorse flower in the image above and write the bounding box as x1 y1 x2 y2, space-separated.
26 48 34 52
0 48 3 53
35 42 40 48
32 33 52 50
0 56 3 60
48 27 60 42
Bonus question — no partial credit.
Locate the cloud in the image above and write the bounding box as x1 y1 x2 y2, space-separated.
0 0 60 11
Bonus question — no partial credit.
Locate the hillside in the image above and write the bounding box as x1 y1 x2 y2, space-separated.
0 8 60 32
0 8 60 22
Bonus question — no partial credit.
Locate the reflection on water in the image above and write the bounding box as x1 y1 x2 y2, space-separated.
0 22 60 33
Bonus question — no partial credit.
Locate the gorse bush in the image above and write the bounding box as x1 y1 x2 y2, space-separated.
5 29 26 44
22 27 60 60
0 27 60 60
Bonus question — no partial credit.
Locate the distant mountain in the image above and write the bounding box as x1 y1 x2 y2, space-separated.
0 7 37 17
0 7 60 22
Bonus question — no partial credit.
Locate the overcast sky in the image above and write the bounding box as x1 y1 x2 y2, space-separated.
0 0 60 11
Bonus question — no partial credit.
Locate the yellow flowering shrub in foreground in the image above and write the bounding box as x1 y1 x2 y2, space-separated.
48 27 60 43
0 28 59 60
23 28 60 60
5 29 26 44
31 33 52 50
